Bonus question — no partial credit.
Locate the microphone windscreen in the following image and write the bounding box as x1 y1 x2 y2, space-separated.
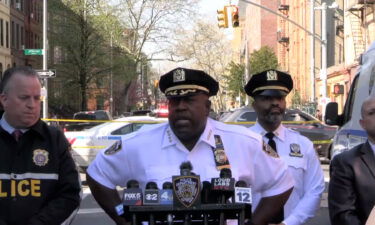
180 161 193 175
235 180 248 187
145 181 158 190
179 161 193 170
126 179 139 188
162 182 173 190
220 168 232 178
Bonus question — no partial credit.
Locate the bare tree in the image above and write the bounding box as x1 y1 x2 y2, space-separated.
112 0 199 109
173 21 234 111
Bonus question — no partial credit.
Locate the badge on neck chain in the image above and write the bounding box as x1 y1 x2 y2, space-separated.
211 135 230 170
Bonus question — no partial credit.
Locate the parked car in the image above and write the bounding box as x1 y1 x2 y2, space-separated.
64 110 113 131
219 107 337 161
64 116 167 169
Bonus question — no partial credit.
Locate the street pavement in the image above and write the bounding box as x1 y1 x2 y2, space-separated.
71 164 331 225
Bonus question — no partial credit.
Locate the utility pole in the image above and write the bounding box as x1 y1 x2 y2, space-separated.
317 2 328 99
42 0 48 119
310 0 315 102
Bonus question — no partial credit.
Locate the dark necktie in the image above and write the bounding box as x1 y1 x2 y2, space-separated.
12 130 23 142
265 132 284 223
265 132 277 152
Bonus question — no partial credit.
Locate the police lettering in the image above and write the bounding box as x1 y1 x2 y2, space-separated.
0 179 41 197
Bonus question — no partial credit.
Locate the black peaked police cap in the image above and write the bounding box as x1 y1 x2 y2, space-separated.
244 69 293 97
159 67 219 98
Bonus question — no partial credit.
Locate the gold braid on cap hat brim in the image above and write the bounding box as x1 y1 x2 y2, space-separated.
252 85 290 93
165 84 209 94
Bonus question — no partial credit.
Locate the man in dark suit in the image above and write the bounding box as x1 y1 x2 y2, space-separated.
329 96 375 225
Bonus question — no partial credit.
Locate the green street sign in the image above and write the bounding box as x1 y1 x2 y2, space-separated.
24 49 44 55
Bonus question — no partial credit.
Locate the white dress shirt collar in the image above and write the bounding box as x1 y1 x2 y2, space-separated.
162 118 216 150
252 121 286 142
368 139 375 156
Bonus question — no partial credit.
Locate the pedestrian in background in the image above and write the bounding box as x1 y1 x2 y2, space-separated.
245 69 325 225
87 67 294 225
0 66 81 225
329 95 375 225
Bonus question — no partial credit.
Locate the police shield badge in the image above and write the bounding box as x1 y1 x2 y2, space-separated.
33 149 49 166
172 175 201 208
289 143 303 157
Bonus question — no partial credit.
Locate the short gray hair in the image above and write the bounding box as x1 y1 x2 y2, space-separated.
0 66 40 94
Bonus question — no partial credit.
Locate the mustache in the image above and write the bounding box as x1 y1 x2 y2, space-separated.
268 106 282 112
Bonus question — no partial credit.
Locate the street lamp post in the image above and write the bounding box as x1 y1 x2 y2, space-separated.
42 0 48 119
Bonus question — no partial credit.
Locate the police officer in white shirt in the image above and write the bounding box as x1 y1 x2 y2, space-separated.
245 69 325 225
87 67 294 225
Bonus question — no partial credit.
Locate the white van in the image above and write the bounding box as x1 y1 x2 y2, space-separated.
325 41 375 159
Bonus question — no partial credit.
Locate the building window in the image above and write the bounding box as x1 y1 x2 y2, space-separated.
30 31 33 48
20 26 23 48
11 21 14 48
34 34 37 48
6 21 9 48
16 23 19 49
0 19 3 47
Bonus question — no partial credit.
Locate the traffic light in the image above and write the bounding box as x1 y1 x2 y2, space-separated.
217 7 228 28
232 6 239 27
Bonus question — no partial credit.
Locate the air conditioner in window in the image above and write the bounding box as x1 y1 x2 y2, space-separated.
15 2 21 10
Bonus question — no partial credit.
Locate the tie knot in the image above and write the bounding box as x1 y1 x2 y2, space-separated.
12 130 23 142
265 132 275 140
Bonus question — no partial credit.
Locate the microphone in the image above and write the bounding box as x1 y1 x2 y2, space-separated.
180 161 193 176
160 182 173 205
144 182 160 225
211 169 235 225
122 180 142 206
201 181 213 204
143 181 160 205
172 161 201 208
234 180 252 204
161 182 174 225
211 168 235 204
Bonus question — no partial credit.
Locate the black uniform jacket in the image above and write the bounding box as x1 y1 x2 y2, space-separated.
0 120 81 225
328 141 375 225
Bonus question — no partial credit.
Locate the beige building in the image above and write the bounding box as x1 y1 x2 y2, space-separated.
236 0 349 114
325 0 374 113
0 0 11 78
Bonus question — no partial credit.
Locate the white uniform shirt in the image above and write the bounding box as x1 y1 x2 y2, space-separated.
250 122 325 225
88 118 294 204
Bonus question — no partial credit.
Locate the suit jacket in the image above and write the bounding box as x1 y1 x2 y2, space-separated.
329 141 375 225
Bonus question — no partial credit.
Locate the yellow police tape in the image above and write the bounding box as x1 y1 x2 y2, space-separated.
42 118 163 124
43 118 322 124
43 118 333 148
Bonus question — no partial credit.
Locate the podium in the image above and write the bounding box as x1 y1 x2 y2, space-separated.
124 203 251 225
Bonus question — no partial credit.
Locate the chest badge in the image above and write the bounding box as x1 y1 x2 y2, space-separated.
33 149 49 166
289 143 303 158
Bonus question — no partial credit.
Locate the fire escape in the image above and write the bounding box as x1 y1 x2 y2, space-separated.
277 0 290 71
347 0 374 59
